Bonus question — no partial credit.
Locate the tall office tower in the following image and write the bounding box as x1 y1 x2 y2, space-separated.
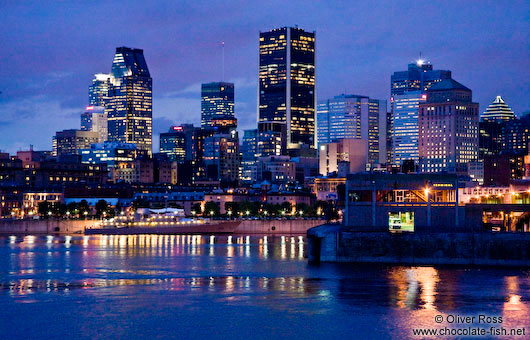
106 47 152 155
391 92 427 166
203 130 241 183
159 125 196 162
53 129 100 157
316 94 387 166
390 61 452 167
418 79 479 174
258 26 316 154
81 106 107 142
391 61 452 96
481 96 515 122
201 82 235 128
88 73 110 106
241 129 258 182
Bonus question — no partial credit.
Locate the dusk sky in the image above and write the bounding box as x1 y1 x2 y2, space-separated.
1 0 528 153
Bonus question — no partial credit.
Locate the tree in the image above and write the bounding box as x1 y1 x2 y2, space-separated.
38 201 52 218
95 200 108 217
280 201 292 216
78 200 90 219
225 202 239 217
204 201 220 217
191 203 202 216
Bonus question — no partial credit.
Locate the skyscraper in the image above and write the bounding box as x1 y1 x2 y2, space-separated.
418 79 479 174
391 91 427 165
390 61 452 166
481 96 515 122
258 26 316 153
241 129 258 182
159 125 196 162
106 47 152 155
391 61 452 96
81 105 107 143
88 73 110 106
201 82 234 128
317 94 387 166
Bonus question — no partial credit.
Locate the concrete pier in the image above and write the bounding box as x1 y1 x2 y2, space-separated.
308 224 530 267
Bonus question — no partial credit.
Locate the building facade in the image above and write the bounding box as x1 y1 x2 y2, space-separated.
159 125 196 162
258 27 316 153
390 61 452 167
81 105 107 142
88 73 110 107
106 47 152 155
317 94 387 166
53 129 99 157
201 82 235 128
391 91 427 166
418 79 479 174
319 139 368 176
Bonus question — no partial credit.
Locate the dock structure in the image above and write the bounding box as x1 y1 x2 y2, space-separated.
308 173 530 265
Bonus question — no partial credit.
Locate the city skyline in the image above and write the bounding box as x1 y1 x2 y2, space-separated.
0 1 529 153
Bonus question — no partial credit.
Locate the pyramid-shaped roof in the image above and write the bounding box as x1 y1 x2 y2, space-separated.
481 96 515 122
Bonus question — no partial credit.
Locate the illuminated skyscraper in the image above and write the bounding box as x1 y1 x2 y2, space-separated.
481 96 515 122
390 61 452 166
419 79 479 174
88 73 110 106
258 26 316 153
317 94 387 166
391 92 427 165
106 47 152 155
201 82 234 128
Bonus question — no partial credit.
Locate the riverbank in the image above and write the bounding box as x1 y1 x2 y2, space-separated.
307 224 530 267
0 219 324 235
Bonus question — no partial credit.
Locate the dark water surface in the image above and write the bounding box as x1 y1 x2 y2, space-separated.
0 234 529 339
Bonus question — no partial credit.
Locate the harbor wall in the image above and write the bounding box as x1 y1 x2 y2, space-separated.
0 219 324 235
308 225 530 266
0 220 95 234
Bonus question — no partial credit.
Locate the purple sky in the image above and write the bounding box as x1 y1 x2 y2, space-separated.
0 0 529 153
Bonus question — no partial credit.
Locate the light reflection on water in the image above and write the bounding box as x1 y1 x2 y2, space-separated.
1 235 530 339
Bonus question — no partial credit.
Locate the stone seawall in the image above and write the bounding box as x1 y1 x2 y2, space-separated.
236 219 323 234
0 220 97 234
308 225 530 267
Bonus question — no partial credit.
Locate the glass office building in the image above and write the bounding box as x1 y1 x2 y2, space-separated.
390 61 452 166
317 94 387 166
391 91 427 166
88 73 110 106
106 47 152 155
159 125 196 162
258 27 316 152
481 96 515 122
201 82 235 128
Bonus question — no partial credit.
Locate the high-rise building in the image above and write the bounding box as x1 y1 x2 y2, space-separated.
201 82 234 128
390 61 452 167
258 26 316 153
391 61 452 96
159 125 196 162
88 73 110 106
81 105 107 142
481 96 515 122
53 129 100 157
203 130 240 183
241 129 258 182
106 47 152 155
317 94 387 166
391 91 427 165
418 79 479 174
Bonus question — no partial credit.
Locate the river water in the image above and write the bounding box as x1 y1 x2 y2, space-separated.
0 234 529 339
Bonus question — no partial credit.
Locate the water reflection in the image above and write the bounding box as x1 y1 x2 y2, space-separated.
1 235 530 339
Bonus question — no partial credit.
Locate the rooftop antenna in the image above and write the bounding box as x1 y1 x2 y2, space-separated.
221 41 225 82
